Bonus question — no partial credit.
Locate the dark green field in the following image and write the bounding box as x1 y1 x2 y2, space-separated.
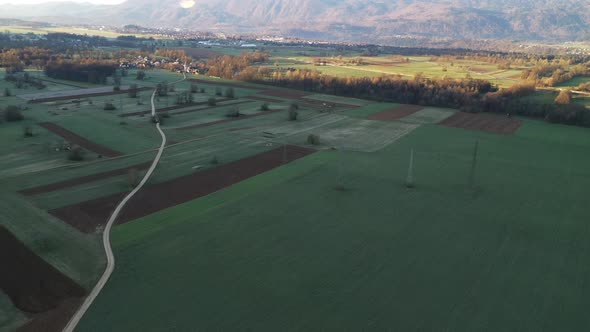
77 120 590 331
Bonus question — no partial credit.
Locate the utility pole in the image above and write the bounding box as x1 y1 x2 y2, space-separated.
405 148 415 188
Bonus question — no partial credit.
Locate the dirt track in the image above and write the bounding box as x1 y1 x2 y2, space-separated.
49 145 315 233
18 162 152 196
439 112 523 134
39 123 123 157
0 226 86 332
368 105 424 121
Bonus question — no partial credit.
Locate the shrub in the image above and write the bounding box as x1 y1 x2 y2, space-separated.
136 70 146 80
23 126 33 137
113 85 121 91
190 83 198 93
68 146 85 161
4 105 24 122
211 155 219 164
4 88 11 97
128 83 139 98
208 97 217 106
226 107 241 118
200 88 205 93
307 134 320 145
225 87 235 98
288 104 299 121
104 102 116 111
260 103 270 111
215 87 222 96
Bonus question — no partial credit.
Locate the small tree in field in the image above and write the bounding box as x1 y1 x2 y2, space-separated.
136 70 146 80
555 89 572 105
208 97 217 106
215 87 222 96
260 103 270 111
4 105 24 122
4 88 11 97
68 146 85 161
307 134 320 145
128 83 139 98
288 104 299 121
104 102 116 111
190 83 198 93
225 87 235 98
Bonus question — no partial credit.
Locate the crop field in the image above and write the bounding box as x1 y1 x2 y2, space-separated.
76 117 590 331
263 55 528 88
3 68 590 331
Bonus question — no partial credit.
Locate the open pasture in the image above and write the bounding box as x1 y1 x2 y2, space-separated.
75 118 590 331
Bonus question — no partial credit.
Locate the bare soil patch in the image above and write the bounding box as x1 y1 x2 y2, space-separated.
39 122 123 157
25 86 151 103
180 48 223 59
439 112 523 134
1 226 86 331
176 109 282 130
245 95 285 103
368 105 424 121
49 145 315 233
469 67 492 73
18 162 152 196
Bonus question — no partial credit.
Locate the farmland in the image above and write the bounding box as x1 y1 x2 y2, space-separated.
2 66 590 332
261 54 527 88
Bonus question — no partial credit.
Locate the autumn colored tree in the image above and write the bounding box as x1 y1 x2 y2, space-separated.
555 90 572 105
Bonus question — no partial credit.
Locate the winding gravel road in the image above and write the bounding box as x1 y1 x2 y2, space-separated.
62 72 186 332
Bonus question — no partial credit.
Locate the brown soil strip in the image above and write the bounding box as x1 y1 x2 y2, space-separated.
176 109 282 131
179 48 223 59
49 145 315 233
259 89 312 99
1 226 86 332
119 98 232 117
17 297 84 332
30 87 152 103
228 127 255 132
245 95 285 103
18 162 152 196
299 98 361 109
189 78 265 91
470 67 492 73
439 112 523 135
172 101 253 116
39 123 123 157
368 105 424 121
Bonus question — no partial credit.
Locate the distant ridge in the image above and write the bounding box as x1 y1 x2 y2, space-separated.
2 0 590 42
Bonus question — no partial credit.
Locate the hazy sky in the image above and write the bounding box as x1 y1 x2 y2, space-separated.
1 0 126 4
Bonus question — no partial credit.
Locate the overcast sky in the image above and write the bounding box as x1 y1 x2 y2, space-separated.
1 0 126 4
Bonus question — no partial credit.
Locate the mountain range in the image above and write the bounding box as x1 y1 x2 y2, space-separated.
3 0 590 42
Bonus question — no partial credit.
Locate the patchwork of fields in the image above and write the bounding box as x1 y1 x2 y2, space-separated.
2 69 590 331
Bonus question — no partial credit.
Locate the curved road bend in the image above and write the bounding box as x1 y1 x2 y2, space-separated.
63 72 187 332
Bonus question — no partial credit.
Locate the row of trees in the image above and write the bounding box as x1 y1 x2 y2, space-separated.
45 61 118 84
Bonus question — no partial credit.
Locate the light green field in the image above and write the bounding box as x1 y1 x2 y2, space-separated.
76 118 590 331
265 55 526 88
1 25 136 38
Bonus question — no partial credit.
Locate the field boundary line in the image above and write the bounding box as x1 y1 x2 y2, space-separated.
62 72 186 332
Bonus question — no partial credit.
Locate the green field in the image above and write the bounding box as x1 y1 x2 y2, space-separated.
74 116 590 330
3 68 590 331
263 55 526 88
